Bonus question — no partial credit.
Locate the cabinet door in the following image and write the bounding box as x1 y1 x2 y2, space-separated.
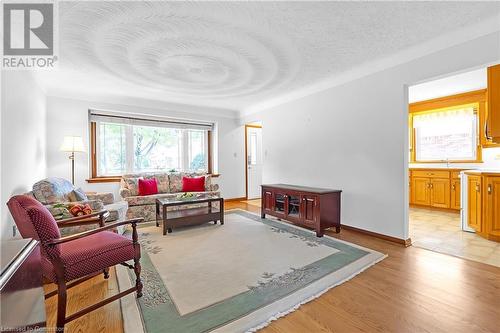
468 176 482 232
273 192 287 217
430 178 451 209
412 177 430 206
487 64 500 141
485 176 500 237
301 195 318 225
262 190 274 212
450 179 461 210
286 194 301 221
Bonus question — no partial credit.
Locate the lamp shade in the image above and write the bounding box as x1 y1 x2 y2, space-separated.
60 136 86 152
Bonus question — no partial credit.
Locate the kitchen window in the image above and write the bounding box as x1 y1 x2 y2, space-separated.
410 104 480 162
89 110 212 179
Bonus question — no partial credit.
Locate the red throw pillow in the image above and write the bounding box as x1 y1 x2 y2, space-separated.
182 176 205 192
138 178 158 196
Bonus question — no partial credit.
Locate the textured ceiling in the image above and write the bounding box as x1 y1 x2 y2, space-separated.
36 1 500 115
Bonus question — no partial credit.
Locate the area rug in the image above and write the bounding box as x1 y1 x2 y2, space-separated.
118 210 386 333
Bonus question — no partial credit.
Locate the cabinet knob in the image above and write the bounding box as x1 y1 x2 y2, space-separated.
488 184 492 194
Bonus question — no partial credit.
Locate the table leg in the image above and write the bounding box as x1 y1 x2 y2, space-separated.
220 198 224 225
156 202 160 227
162 205 167 236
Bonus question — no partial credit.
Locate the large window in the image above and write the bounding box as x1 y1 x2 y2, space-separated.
410 104 480 162
90 111 211 178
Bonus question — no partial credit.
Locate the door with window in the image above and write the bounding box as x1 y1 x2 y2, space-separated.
246 125 262 199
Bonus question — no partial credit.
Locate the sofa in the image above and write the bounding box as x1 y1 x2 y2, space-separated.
119 172 220 222
29 177 128 235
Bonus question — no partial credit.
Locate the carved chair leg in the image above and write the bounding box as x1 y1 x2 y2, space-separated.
103 267 110 279
134 257 143 298
56 281 68 331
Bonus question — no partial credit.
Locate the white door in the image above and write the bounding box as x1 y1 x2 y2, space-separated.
246 126 263 199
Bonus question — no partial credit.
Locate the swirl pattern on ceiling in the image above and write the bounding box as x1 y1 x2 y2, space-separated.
59 2 299 99
35 1 500 113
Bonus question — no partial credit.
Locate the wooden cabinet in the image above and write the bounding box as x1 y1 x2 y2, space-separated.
430 178 450 208
261 184 341 237
484 176 500 238
467 175 482 232
301 195 318 225
451 178 461 210
412 177 430 206
487 64 500 142
409 168 463 211
465 172 500 242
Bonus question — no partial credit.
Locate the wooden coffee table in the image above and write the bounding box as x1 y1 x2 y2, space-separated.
155 195 224 235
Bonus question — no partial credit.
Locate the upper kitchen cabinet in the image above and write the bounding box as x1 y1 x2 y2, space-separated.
487 64 500 143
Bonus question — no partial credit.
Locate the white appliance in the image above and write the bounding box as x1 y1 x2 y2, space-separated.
460 171 476 232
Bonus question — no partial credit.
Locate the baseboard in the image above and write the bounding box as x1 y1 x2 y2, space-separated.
410 204 460 213
341 225 412 247
224 197 248 202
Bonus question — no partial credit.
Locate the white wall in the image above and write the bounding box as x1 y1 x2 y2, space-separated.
45 96 246 200
408 68 487 103
245 32 500 240
1 71 47 239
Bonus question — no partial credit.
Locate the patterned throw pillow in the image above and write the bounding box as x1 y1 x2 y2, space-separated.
68 187 88 202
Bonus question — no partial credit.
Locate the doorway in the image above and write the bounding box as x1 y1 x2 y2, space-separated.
245 124 262 200
407 67 500 267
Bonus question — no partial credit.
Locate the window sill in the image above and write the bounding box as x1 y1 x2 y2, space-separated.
86 177 121 183
87 173 220 183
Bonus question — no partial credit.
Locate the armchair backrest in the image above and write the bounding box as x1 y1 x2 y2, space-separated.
7 195 61 258
32 177 74 205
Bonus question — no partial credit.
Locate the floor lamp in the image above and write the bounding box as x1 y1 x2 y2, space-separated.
60 136 86 185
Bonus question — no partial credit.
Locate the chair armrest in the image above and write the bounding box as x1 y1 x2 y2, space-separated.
56 210 110 227
46 217 144 246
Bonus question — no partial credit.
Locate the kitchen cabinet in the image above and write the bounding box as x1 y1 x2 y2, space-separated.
409 168 462 210
484 176 500 238
467 175 482 232
430 178 451 208
412 177 431 206
451 178 461 210
487 64 500 142
465 172 500 242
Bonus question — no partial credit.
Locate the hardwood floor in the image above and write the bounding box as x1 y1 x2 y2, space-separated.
45 201 500 333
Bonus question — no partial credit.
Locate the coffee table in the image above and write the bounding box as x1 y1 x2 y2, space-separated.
155 195 224 235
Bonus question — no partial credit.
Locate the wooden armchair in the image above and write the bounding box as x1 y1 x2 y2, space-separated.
7 195 143 332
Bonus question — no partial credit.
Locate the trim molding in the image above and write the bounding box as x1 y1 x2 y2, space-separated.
340 225 412 247
224 197 247 202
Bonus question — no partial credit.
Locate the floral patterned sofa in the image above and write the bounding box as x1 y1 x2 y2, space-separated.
29 177 128 235
119 172 220 222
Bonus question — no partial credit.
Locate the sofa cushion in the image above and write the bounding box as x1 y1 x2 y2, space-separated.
32 177 74 204
123 177 141 196
138 178 158 196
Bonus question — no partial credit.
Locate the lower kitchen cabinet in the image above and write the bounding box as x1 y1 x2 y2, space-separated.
409 168 461 210
466 172 500 242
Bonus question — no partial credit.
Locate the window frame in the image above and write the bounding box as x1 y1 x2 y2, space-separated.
88 121 214 183
409 89 487 164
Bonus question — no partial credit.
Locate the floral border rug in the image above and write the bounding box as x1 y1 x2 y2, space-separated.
119 210 386 333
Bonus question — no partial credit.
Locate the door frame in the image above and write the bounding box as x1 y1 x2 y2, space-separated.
245 124 262 200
